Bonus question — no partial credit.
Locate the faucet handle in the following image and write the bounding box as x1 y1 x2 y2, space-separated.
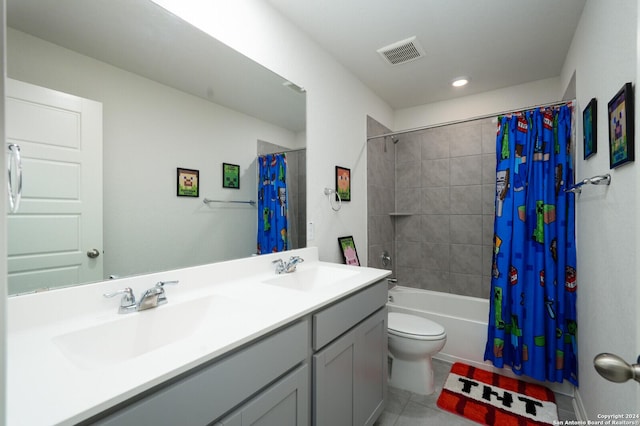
286 256 304 272
103 287 136 313
155 280 179 288
272 258 285 274
155 280 178 303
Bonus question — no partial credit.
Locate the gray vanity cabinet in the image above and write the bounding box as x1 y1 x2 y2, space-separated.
85 279 388 426
92 320 309 426
216 364 309 426
312 281 388 426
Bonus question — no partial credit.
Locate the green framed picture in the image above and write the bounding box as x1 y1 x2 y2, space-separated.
223 163 240 189
335 166 351 201
608 82 635 169
177 168 199 197
338 235 360 266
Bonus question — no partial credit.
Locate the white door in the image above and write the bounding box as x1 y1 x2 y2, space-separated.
6 79 103 294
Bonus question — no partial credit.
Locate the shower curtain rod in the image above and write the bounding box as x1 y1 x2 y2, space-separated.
258 147 306 156
366 99 574 141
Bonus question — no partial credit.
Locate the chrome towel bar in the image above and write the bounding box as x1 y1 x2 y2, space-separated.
203 198 256 206
564 174 611 194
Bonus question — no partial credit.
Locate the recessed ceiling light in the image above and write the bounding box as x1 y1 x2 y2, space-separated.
451 77 470 87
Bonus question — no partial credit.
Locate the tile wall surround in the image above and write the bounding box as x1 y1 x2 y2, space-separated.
367 117 395 273
367 116 497 299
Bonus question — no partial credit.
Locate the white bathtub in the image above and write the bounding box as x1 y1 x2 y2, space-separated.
387 285 574 396
387 286 489 367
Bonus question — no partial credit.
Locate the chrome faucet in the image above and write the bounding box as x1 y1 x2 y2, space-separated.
104 280 179 313
272 256 304 274
103 287 137 314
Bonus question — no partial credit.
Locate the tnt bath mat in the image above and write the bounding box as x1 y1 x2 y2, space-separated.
436 362 558 426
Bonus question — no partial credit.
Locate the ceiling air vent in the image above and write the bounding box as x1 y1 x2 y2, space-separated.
377 36 426 66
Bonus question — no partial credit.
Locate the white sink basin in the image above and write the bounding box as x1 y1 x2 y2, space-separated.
53 296 216 369
262 265 359 292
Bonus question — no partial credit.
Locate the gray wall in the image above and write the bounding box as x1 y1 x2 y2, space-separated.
368 117 497 299
366 117 394 272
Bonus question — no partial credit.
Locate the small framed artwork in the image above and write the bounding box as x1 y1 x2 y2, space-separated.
177 168 199 197
583 98 597 160
223 163 240 189
338 236 360 266
608 82 635 169
335 166 351 202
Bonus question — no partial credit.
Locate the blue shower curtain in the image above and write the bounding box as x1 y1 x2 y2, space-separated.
257 153 288 254
484 104 578 386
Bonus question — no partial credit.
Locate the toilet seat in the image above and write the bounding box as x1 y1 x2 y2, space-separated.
388 312 446 341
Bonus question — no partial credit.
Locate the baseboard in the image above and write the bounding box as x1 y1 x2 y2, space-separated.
573 388 587 421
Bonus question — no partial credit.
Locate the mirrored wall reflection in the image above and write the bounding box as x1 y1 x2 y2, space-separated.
258 141 307 251
6 0 306 295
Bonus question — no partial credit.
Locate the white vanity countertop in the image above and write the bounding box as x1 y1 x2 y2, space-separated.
6 247 391 426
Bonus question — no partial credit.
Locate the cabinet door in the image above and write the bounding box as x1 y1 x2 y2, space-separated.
313 325 357 426
355 307 387 426
313 307 387 426
217 364 309 426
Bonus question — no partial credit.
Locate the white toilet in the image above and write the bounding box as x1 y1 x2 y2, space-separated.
387 312 447 395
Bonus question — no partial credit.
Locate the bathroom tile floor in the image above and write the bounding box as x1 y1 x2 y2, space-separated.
374 358 577 426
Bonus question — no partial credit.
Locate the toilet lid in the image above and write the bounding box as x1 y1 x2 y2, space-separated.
388 312 445 337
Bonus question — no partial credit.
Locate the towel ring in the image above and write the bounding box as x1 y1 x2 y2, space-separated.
324 188 342 211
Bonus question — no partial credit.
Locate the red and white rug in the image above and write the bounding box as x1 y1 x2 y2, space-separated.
437 362 559 426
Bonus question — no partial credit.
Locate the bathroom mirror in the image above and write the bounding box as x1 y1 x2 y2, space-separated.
6 0 306 295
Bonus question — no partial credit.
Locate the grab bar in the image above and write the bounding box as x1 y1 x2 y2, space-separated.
203 198 256 206
564 174 611 194
7 143 23 213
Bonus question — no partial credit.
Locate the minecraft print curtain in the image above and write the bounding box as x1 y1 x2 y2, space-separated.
484 104 578 386
257 153 288 253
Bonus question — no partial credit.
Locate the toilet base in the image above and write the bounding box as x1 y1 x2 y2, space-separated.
388 356 436 395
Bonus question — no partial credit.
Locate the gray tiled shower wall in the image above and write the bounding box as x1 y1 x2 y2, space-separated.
367 116 497 299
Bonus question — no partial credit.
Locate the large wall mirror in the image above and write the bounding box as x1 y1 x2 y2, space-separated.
6 0 306 295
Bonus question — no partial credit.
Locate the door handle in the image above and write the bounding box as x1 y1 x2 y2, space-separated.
594 353 640 383
7 143 23 213
87 248 100 259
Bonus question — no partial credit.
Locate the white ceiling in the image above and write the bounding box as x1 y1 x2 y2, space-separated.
8 0 587 128
266 0 587 109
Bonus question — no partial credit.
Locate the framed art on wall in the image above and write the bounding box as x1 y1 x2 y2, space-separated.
223 163 240 189
335 166 351 201
177 168 199 197
583 97 597 160
338 236 360 266
608 82 634 168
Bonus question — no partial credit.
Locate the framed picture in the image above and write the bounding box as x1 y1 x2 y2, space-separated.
177 168 199 197
608 82 634 169
583 98 597 160
335 166 351 202
223 163 240 189
338 236 360 266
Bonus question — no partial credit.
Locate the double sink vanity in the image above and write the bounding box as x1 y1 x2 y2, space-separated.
7 247 391 425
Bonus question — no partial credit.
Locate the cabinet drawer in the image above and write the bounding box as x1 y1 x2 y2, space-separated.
312 280 386 351
94 320 309 426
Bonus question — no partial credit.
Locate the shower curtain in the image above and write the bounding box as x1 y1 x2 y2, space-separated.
484 104 578 386
257 153 288 253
